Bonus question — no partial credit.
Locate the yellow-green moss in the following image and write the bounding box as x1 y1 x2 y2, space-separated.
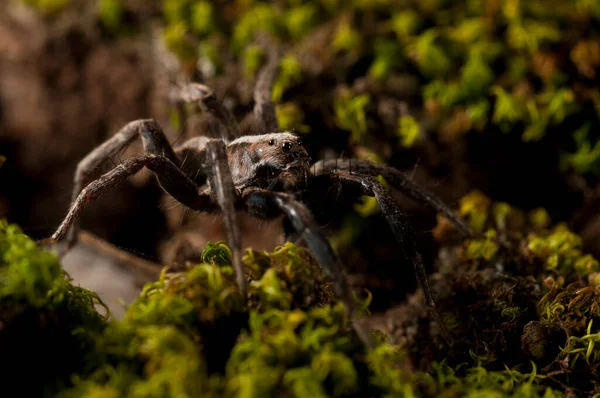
334 88 370 143
528 223 600 278
1 219 569 396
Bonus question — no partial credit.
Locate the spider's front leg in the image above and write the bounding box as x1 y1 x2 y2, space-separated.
243 188 375 348
204 140 245 296
42 118 247 295
54 119 182 251
316 171 452 343
312 159 473 238
42 153 216 248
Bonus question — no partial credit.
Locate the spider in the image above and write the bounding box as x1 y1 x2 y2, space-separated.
41 47 472 348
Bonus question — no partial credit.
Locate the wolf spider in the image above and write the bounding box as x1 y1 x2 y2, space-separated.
41 48 472 348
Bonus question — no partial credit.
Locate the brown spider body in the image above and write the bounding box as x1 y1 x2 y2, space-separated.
225 133 310 191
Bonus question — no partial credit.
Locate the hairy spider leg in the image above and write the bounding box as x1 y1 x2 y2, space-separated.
312 158 474 238
253 45 281 134
205 140 245 296
325 171 452 343
43 119 249 294
244 188 375 348
175 83 240 142
62 119 180 250
41 154 216 248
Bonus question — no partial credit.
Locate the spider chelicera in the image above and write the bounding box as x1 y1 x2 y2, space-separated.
41 47 472 348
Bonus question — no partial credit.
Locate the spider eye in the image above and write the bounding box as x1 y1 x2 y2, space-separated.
297 139 302 146
282 142 292 152
268 139 275 146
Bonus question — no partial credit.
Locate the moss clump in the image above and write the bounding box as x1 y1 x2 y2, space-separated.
1 219 570 397
537 281 600 380
528 224 600 278
394 191 600 394
245 242 334 310
333 87 371 143
0 220 107 397
225 303 365 397
19 0 72 15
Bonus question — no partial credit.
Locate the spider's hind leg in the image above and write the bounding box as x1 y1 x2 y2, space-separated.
312 159 473 238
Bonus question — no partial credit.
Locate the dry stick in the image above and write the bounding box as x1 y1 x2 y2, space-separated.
78 230 161 285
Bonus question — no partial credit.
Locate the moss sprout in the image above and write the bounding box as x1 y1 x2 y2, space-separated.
97 0 124 32
527 223 600 278
232 4 281 53
20 0 72 14
276 102 310 133
242 44 264 79
396 115 420 148
272 55 302 103
331 16 362 54
0 220 108 396
334 88 370 143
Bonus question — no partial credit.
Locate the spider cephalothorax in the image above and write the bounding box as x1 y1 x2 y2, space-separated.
226 133 311 191
41 46 472 348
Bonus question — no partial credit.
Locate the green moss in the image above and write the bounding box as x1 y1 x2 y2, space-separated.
331 17 362 54
460 50 495 99
458 190 492 234
527 223 599 278
225 303 362 397
0 220 107 317
391 10 421 41
466 229 499 261
164 22 196 60
98 0 124 32
560 123 600 175
397 115 421 148
242 44 264 80
368 38 403 80
20 0 71 14
536 282 600 376
0 220 107 396
334 88 370 143
408 29 451 78
490 86 526 131
245 242 334 310
284 4 319 40
1 218 580 396
276 102 310 133
232 4 281 53
272 55 302 103
190 1 214 35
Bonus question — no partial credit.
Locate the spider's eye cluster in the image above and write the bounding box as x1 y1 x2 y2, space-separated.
268 139 275 146
282 142 292 152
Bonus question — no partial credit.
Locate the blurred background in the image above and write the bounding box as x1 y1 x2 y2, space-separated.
1 0 599 314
